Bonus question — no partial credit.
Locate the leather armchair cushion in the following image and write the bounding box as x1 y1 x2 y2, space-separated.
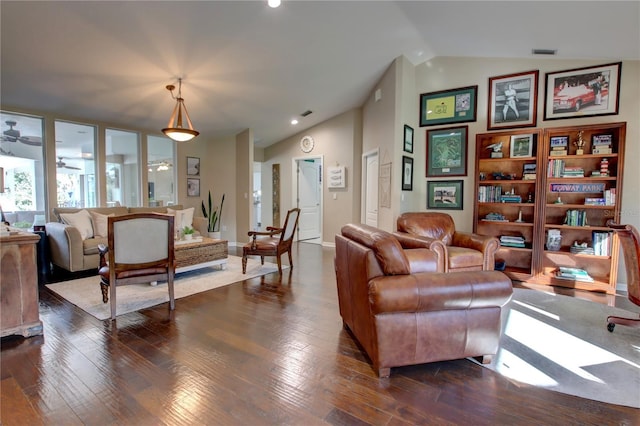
404 249 439 273
341 224 410 275
368 271 512 315
447 246 484 270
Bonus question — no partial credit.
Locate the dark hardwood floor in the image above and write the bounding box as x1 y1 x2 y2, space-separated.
1 242 638 425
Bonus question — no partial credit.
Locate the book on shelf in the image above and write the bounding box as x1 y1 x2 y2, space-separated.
555 266 594 282
500 195 522 203
561 166 585 178
604 188 616 206
592 231 612 256
592 146 612 155
563 209 588 226
584 198 606 206
500 235 525 248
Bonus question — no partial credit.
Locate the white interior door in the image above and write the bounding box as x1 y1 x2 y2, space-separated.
297 158 321 241
363 151 378 227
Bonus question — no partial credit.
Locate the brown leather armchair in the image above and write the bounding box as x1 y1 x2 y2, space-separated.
335 223 512 377
396 212 499 272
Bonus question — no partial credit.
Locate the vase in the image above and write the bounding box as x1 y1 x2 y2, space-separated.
208 231 221 240
184 234 193 241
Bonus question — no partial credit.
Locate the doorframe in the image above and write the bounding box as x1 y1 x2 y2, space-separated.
361 148 379 226
291 155 324 243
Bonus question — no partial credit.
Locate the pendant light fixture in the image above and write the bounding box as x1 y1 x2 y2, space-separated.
162 78 199 142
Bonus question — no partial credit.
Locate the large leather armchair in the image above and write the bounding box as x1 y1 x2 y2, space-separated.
335 223 512 377
396 212 499 272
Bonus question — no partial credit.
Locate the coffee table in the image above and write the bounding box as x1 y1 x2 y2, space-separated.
174 237 228 273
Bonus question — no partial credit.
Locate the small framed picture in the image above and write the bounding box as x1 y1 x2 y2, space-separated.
187 157 200 176
187 178 200 197
427 180 463 210
592 134 613 146
544 62 622 120
510 134 534 158
550 135 569 149
403 124 414 153
488 70 539 130
402 156 413 191
426 125 468 177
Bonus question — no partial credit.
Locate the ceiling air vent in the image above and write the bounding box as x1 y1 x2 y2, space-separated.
532 49 557 56
300 110 313 117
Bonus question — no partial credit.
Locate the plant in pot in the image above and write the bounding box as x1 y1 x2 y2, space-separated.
182 225 195 240
201 190 225 239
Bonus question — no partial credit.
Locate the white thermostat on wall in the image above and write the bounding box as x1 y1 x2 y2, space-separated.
300 135 314 153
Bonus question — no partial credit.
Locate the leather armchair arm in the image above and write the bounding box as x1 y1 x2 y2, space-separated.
452 231 499 270
393 232 447 273
45 222 85 272
368 271 512 315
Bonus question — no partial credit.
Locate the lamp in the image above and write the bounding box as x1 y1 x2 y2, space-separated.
162 78 199 142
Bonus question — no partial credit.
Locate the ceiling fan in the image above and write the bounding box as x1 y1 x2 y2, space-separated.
1 120 43 146
56 157 81 170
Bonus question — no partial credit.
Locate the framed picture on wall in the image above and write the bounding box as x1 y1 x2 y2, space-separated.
187 178 200 197
419 85 477 127
426 125 468 177
488 70 538 130
427 180 463 210
402 156 413 191
403 124 414 153
187 156 200 176
543 62 621 120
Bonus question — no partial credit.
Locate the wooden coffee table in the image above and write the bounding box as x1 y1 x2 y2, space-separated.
174 237 228 273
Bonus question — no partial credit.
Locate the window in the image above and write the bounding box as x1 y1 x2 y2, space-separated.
106 128 140 207
55 120 97 208
0 111 46 228
147 135 175 206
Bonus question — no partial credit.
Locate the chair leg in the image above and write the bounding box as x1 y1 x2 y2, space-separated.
110 282 117 320
242 254 248 273
276 255 282 275
100 278 109 303
378 367 391 378
260 256 264 265
288 249 293 269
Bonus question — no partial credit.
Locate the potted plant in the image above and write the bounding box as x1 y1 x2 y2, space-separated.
201 190 225 239
182 225 195 240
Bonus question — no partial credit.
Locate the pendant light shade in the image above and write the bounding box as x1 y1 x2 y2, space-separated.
162 78 199 142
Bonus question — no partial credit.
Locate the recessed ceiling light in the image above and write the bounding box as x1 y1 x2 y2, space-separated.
532 49 557 55
291 119 298 125
268 0 281 8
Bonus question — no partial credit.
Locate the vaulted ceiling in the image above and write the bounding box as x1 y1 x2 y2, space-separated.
1 1 638 148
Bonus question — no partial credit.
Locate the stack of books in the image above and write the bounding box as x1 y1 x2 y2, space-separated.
500 194 522 203
562 166 585 178
555 267 594 282
522 163 536 180
592 134 613 154
564 209 588 226
500 235 525 248
548 158 565 177
570 242 595 255
604 188 616 205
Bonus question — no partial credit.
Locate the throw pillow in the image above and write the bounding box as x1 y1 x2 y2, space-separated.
89 211 114 238
167 207 195 230
59 209 94 240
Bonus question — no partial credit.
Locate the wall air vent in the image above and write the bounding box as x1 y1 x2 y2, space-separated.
532 49 557 55
300 110 313 117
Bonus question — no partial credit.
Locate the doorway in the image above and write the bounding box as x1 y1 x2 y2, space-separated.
362 149 379 227
293 156 322 243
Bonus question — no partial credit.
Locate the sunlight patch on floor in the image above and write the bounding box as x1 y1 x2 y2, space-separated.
501 308 640 386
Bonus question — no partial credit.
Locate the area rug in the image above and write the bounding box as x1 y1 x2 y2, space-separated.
46 256 284 320
473 287 640 408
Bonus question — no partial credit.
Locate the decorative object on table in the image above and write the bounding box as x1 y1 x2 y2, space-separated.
554 196 563 204
549 135 569 156
510 134 534 158
419 85 477 127
201 190 225 238
573 130 586 155
427 180 463 210
486 141 503 158
544 62 622 120
401 156 413 191
327 166 346 188
488 70 539 130
426 126 468 176
187 156 200 176
187 178 200 197
546 229 562 251
182 225 194 240
591 133 613 154
403 124 414 153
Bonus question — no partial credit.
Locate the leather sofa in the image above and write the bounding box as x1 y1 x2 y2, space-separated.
335 223 513 377
46 205 207 272
396 212 499 272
